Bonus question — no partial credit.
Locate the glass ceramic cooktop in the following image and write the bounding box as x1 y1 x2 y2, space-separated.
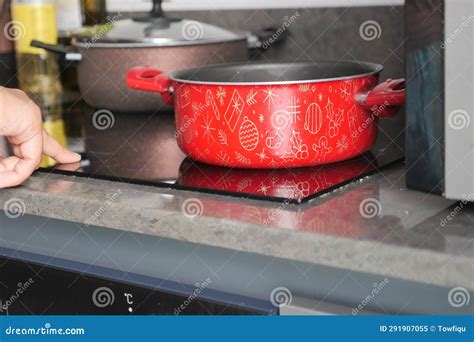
39 106 404 204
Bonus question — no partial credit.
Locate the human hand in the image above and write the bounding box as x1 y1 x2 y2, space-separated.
0 86 81 188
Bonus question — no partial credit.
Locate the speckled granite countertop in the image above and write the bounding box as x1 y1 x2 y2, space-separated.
1 162 472 296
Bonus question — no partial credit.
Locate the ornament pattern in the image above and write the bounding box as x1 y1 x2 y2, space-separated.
239 117 259 151
304 102 323 134
174 75 383 168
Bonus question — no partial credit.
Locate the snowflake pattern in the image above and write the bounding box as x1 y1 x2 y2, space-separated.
200 114 216 143
216 86 227 105
339 81 352 101
287 96 302 117
180 76 377 169
336 135 349 154
256 149 268 162
216 151 231 166
263 86 277 108
258 183 270 195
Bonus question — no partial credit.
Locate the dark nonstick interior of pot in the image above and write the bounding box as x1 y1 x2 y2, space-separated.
172 61 383 84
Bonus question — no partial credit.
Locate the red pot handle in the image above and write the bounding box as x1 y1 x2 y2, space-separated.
355 78 405 118
126 67 174 105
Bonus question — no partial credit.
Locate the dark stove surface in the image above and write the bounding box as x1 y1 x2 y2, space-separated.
40 106 404 204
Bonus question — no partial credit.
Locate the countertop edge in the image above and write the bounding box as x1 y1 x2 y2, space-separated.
0 173 471 291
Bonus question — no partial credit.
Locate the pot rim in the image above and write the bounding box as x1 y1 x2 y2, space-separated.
73 36 247 49
169 61 384 86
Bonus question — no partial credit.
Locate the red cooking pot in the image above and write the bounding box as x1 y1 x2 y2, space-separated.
126 61 405 168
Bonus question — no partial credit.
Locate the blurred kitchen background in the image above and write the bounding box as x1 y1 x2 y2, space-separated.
1 0 405 86
109 0 405 77
0 0 405 164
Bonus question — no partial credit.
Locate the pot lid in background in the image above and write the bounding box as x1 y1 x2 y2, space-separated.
73 16 246 48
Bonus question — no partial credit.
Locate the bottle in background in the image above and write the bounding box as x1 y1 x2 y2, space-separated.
81 0 107 26
55 0 82 103
0 0 18 87
54 0 86 154
11 0 68 167
55 0 82 36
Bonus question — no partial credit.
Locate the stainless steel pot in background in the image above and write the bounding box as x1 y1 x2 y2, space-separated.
73 40 248 112
33 0 250 112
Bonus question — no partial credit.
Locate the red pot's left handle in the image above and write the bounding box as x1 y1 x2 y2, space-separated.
126 67 174 106
355 79 405 118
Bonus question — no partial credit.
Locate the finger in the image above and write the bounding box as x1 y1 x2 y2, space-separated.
12 145 22 158
42 130 81 164
0 156 21 173
0 132 42 188
55 161 81 172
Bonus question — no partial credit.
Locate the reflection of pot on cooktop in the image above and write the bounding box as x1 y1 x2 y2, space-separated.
173 178 381 238
178 154 378 202
83 108 185 180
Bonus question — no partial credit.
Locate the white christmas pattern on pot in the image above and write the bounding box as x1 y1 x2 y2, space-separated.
174 76 379 167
